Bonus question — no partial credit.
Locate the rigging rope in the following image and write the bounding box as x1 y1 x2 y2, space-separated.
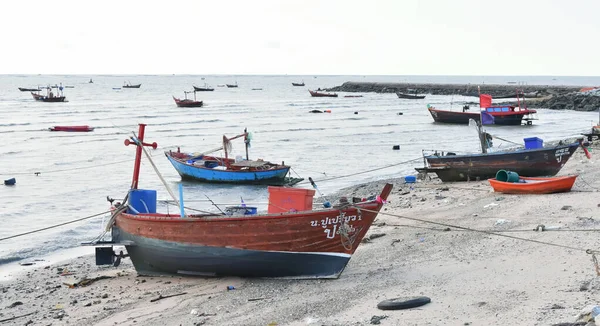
4 159 133 176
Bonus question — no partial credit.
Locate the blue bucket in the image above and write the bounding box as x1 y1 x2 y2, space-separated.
496 170 519 183
404 175 416 183
129 189 157 214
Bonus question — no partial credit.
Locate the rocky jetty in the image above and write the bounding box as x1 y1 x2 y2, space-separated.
327 82 600 111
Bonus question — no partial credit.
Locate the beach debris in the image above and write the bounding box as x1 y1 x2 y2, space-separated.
495 196 505 201
0 312 36 323
534 224 562 231
64 275 114 288
4 177 16 186
561 205 573 210
370 315 388 324
484 203 498 209
150 292 188 302
377 296 431 310
392 145 400 150
8 301 23 308
435 195 446 200
551 303 566 309
227 285 235 291
575 305 600 324
248 297 266 302
580 280 592 291
437 186 450 191
267 322 278 326
390 239 402 246
494 219 510 226
191 309 199 315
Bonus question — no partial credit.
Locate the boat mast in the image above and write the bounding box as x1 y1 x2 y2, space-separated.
244 128 249 160
125 124 158 189
477 86 487 154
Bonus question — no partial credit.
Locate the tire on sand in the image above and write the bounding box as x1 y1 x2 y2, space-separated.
377 296 431 311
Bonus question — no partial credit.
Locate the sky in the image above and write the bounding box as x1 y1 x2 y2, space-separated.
2 0 599 75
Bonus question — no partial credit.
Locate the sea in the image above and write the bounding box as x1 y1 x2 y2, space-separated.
1 74 599 267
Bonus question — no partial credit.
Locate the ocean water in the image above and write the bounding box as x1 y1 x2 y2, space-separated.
0 74 599 265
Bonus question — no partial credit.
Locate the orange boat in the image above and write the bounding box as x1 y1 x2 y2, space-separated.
488 175 577 194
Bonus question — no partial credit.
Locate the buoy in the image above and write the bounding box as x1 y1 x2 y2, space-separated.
397 112 403 115
324 110 331 113
4 178 16 186
392 145 400 150
354 111 358 114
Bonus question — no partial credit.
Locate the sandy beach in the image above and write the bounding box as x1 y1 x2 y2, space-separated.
1 141 599 326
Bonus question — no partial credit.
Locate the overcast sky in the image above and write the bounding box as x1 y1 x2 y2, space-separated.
3 0 598 75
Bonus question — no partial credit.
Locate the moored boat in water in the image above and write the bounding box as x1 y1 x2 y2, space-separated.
31 87 67 102
173 90 203 107
49 125 94 132
396 92 425 99
165 129 301 185
193 83 214 91
123 82 141 88
92 124 392 278
309 90 338 97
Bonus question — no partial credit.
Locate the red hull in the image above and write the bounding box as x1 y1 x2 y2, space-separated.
488 175 577 194
116 192 388 254
309 90 338 97
49 125 94 132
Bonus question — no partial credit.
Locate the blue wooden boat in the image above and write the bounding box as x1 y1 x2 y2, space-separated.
165 130 302 185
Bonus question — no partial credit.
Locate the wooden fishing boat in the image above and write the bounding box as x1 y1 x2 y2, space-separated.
292 81 305 86
226 82 238 88
428 92 537 125
488 175 577 194
165 129 301 185
93 124 393 278
193 84 214 91
49 125 94 132
123 82 141 88
416 141 583 182
428 105 537 125
309 90 338 97
18 87 41 92
396 92 425 99
173 90 203 107
31 91 67 102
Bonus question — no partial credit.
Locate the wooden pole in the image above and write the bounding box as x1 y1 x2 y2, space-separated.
244 128 249 160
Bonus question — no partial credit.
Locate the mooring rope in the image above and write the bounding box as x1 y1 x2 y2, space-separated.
0 210 111 242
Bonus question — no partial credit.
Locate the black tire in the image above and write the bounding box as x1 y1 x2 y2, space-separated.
377 296 431 310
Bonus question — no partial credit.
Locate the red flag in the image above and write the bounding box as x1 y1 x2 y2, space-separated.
479 94 492 108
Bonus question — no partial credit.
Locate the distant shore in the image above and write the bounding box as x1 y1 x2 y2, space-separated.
327 81 600 111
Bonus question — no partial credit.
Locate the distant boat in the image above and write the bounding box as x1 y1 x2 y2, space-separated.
217 84 226 87
123 82 141 88
344 95 363 98
309 90 338 98
64 86 75 89
396 92 426 99
173 90 203 107
226 82 238 88
292 81 305 86
251 88 263 91
89 78 94 84
18 87 41 92
113 88 122 90
193 84 214 92
31 88 67 102
49 125 94 132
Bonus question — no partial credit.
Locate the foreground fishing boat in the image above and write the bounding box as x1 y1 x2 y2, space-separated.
93 124 392 278
165 129 301 185
488 174 577 194
49 125 94 132
309 90 338 97
416 141 583 182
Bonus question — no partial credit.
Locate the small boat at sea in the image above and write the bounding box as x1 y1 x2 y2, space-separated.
488 173 577 194
193 83 214 92
292 81 305 86
49 125 94 132
428 92 537 125
226 82 238 88
344 95 363 98
165 129 300 185
396 92 426 99
309 90 338 98
18 87 41 92
92 123 393 278
89 78 94 84
122 82 141 88
31 87 67 102
173 90 203 107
